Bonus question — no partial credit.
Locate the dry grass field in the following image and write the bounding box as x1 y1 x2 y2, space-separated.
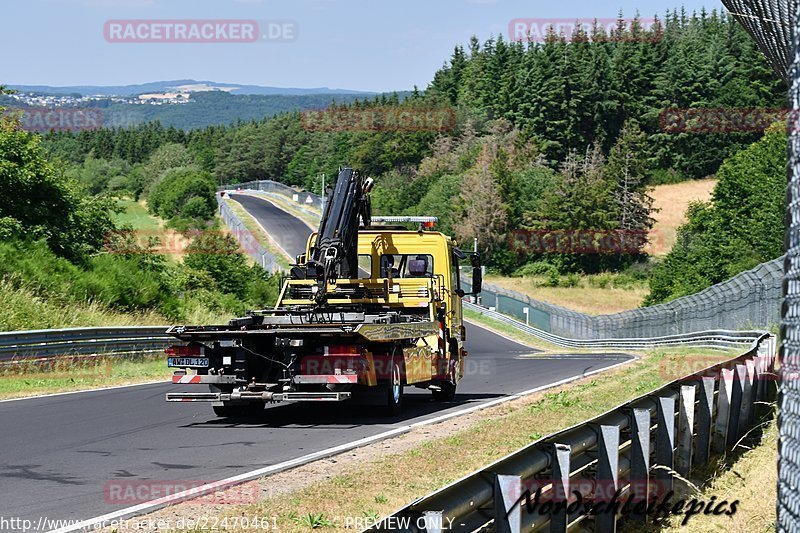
648 178 717 256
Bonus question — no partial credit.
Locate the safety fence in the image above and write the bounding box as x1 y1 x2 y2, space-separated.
220 179 324 212
371 333 777 532
0 326 172 362
217 196 284 273
462 258 783 339
464 302 766 351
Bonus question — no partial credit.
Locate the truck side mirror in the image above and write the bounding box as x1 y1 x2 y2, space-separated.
469 253 482 295
296 253 306 265
472 266 482 294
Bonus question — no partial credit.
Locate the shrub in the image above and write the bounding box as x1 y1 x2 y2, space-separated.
645 125 787 305
513 261 559 278
148 167 216 225
0 127 116 261
183 232 250 297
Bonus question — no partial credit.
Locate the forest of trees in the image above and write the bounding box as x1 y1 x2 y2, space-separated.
28 8 790 305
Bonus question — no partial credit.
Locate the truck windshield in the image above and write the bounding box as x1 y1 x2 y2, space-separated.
380 254 434 278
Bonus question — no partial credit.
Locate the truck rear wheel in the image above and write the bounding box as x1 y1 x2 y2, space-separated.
433 358 458 402
384 357 404 416
212 403 264 418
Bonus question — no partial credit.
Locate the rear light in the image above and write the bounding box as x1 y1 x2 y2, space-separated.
324 345 361 356
165 345 203 356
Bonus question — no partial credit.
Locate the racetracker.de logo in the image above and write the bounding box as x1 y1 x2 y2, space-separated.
509 229 650 255
660 108 796 133
509 18 659 43
104 19 297 43
4 107 103 133
103 479 259 505
301 107 457 132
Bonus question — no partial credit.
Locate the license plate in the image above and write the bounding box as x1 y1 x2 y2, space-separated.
168 357 209 368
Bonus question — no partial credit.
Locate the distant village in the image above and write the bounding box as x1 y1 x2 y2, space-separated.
5 91 192 107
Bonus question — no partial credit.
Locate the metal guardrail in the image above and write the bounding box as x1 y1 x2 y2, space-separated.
464 302 765 351
0 303 759 363
370 333 777 532
0 326 172 361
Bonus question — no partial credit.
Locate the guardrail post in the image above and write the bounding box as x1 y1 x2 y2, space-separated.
676 385 696 476
594 425 620 532
713 367 734 453
765 336 777 403
743 359 756 428
655 396 676 494
727 364 746 449
694 376 715 466
494 475 522 533
549 443 571 533
629 408 651 522
752 356 764 404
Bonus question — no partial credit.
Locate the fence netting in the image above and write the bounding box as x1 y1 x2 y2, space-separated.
463 257 783 339
719 0 799 529
722 0 794 83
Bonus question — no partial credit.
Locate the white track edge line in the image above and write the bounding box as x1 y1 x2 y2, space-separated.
48 356 636 533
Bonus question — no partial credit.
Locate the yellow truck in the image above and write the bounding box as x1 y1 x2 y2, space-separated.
165 168 482 416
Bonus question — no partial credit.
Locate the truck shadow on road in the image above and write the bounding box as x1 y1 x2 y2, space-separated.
179 391 507 429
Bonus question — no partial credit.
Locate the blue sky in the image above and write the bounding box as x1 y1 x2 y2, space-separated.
6 0 720 93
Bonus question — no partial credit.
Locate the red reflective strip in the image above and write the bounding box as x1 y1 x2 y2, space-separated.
327 375 358 383
173 375 202 384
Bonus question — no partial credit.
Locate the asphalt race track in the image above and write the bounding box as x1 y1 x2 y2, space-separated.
228 193 313 258
0 199 635 529
0 327 631 528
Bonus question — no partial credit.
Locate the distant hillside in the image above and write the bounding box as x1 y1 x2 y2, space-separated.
8 79 374 97
0 91 377 130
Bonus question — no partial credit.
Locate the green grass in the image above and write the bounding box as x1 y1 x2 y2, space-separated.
111 198 163 232
0 354 172 399
484 272 649 315
0 280 170 331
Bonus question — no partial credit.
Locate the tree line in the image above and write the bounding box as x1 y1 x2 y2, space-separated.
30 8 790 304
